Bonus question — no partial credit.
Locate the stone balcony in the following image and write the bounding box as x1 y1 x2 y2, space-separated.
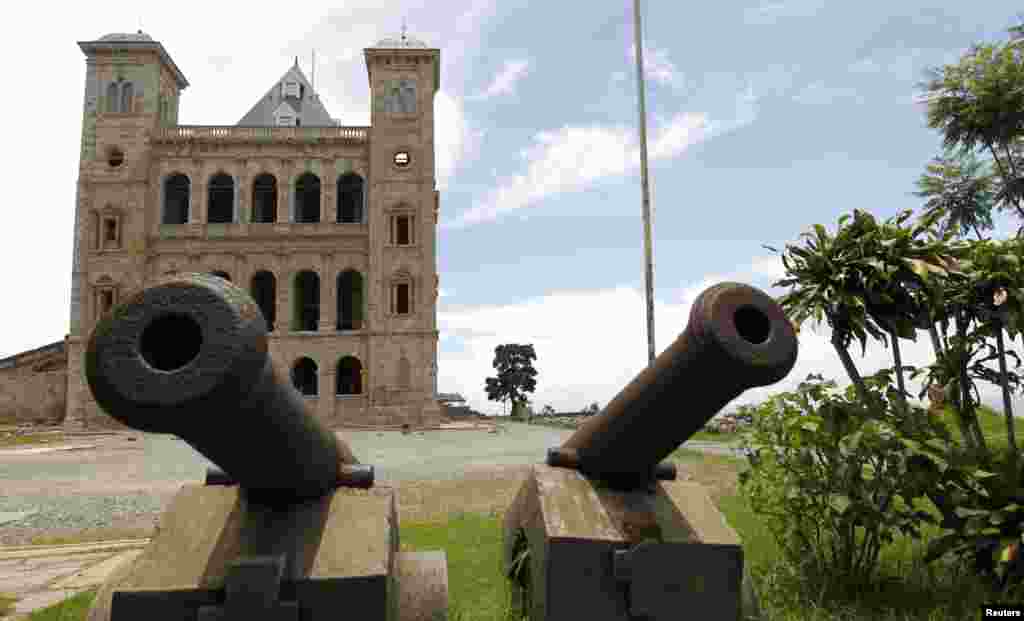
152 125 370 145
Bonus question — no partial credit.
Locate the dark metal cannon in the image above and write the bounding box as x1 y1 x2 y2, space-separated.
83 273 448 621
503 282 798 621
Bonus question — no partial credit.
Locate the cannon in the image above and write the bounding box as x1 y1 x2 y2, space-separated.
502 282 798 621
83 273 448 621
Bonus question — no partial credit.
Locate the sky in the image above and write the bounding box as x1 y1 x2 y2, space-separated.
2 0 1024 418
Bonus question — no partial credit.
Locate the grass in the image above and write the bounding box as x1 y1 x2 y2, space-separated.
10 407 1024 620
688 429 743 443
523 416 745 444
0 432 64 449
933 402 1022 455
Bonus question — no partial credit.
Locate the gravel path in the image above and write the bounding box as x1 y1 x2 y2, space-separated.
0 426 742 547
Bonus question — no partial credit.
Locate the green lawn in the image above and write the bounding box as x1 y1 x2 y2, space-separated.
933 403 1022 454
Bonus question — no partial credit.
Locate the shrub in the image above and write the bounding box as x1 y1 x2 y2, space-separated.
738 372 952 595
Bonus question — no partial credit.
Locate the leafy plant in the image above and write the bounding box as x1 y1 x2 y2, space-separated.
739 372 952 594
917 24 1024 231
913 149 997 241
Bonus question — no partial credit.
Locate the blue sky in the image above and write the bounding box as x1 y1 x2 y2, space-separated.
2 0 1023 417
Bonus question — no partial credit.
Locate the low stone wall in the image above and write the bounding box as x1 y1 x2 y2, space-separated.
0 369 67 426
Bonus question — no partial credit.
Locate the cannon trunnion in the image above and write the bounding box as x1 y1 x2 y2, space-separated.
83 273 448 621
503 282 798 621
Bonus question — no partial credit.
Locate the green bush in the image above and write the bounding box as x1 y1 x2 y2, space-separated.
912 439 1024 598
738 372 952 595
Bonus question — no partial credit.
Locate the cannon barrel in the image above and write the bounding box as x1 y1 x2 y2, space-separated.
85 273 364 504
552 282 798 484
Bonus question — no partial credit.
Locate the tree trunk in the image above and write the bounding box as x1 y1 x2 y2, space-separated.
943 322 976 451
928 324 945 359
994 325 1019 464
889 328 909 414
956 313 990 461
831 335 873 408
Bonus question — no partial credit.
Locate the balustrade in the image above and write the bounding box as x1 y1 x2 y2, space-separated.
153 126 370 143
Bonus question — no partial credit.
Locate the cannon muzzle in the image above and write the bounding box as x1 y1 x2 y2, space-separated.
550 281 798 485
85 273 365 504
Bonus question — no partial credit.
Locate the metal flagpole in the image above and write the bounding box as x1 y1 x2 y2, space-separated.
633 0 656 366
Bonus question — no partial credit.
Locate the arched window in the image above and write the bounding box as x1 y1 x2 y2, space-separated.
106 82 119 113
337 173 364 223
162 174 190 224
252 174 277 223
291 357 318 396
120 82 134 113
294 172 321 223
336 270 364 330
336 356 363 395
292 270 320 331
207 173 234 223
251 271 276 331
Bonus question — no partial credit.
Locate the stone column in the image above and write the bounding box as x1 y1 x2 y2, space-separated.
277 166 290 224
276 258 290 333
237 167 250 225
321 254 336 332
194 164 207 225
318 254 331 332
324 164 336 224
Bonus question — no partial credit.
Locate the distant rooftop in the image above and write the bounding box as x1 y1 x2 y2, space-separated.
371 35 429 48
371 21 431 48
98 30 154 42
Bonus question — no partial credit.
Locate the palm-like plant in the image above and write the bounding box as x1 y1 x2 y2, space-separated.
914 150 997 241
918 31 1024 233
767 209 958 413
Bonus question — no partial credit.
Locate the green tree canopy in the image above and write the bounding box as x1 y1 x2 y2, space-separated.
484 344 538 418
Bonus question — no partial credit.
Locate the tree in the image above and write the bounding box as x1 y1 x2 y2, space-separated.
541 405 556 417
917 23 1024 235
583 402 601 416
484 344 538 419
913 149 997 241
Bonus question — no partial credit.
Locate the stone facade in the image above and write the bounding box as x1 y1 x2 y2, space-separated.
0 342 67 426
58 31 442 430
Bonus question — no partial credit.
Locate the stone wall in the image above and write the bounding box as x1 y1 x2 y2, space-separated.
0 348 68 426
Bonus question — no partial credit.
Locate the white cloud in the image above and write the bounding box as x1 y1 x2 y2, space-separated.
444 123 643 228
442 97 760 229
440 82 762 230
434 92 485 192
439 257 1024 419
749 255 787 281
469 59 530 100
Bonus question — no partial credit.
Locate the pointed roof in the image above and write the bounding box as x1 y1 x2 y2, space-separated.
236 58 335 126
